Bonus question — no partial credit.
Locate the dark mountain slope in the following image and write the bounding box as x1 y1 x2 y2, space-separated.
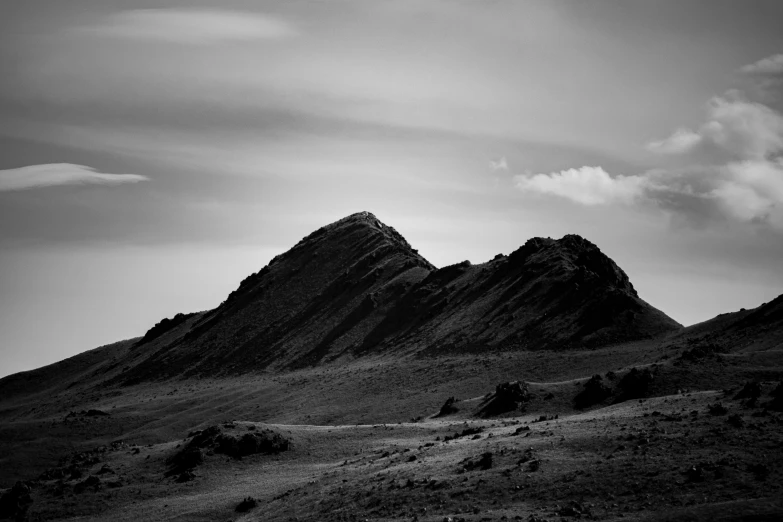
358 234 680 356
0 339 135 410
105 212 679 383
666 293 783 352
116 212 434 382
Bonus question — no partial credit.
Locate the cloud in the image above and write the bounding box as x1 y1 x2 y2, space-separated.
646 128 702 154
740 54 783 76
647 95 783 160
713 159 783 224
0 164 148 192
517 87 783 229
79 8 296 45
490 157 508 171
514 166 647 206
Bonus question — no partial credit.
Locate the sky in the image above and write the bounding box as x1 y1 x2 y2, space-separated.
1 1 783 378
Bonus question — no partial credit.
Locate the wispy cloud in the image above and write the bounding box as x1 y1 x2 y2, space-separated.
0 164 148 192
514 166 646 206
646 128 702 154
740 54 783 76
490 157 508 171
78 8 296 45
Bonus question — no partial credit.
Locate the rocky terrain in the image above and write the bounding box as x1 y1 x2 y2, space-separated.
0 212 781 521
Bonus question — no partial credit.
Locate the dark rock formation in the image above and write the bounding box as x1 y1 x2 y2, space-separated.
574 374 612 409
617 367 654 401
235 496 257 512
101 212 680 384
480 381 531 416
437 397 458 417
167 424 289 476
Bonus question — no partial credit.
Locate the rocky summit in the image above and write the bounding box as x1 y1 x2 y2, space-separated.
93 212 681 383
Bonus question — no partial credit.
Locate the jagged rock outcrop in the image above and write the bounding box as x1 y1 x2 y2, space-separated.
107 211 681 382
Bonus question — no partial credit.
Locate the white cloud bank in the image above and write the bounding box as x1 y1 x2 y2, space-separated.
79 8 296 45
0 164 148 192
517 73 783 229
646 96 783 159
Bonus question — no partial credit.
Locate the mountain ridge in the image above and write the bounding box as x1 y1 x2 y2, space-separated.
85 211 680 384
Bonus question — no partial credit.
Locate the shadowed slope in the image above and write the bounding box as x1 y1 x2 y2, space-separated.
104 212 680 384
360 234 680 356
117 212 434 382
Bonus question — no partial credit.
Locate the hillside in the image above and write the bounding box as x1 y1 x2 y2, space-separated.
1 213 782 520
91 212 681 385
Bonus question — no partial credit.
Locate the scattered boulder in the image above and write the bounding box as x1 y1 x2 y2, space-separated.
574 374 612 409
167 424 290 476
235 496 257 512
617 367 654 401
96 464 113 475
480 381 531 416
166 447 204 476
679 343 723 362
443 426 484 442
463 452 493 471
215 430 289 459
437 397 459 417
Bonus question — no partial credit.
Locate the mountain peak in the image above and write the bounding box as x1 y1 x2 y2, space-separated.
509 233 636 297
290 211 432 269
114 214 679 381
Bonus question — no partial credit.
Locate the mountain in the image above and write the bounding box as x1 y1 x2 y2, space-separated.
94 211 680 384
3 212 783 521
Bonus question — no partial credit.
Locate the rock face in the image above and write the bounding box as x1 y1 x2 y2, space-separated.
107 212 680 382
480 381 532 416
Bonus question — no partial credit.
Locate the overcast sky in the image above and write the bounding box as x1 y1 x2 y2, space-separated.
2 0 783 378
